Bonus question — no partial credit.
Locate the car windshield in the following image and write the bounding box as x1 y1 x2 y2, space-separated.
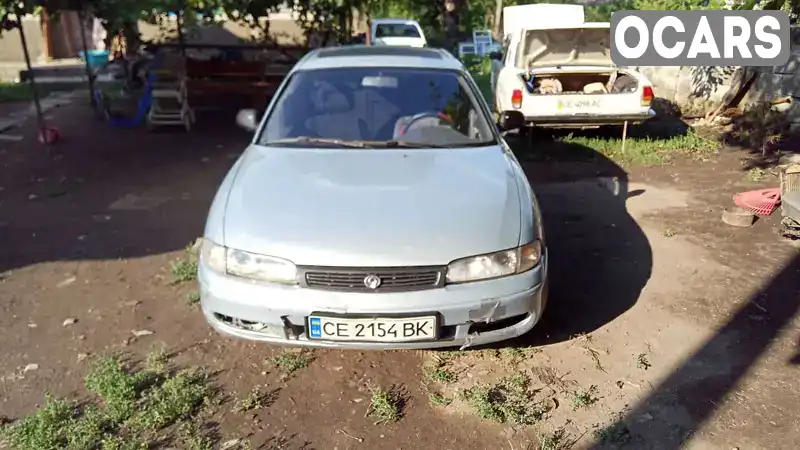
375 23 421 38
258 67 496 148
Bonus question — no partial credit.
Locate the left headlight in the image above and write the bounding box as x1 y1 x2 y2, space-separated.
446 240 542 284
200 239 298 285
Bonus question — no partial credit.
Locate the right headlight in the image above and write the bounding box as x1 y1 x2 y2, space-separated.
200 238 298 285
446 240 542 284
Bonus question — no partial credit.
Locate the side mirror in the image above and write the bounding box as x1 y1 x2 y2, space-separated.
489 51 503 61
497 110 525 131
236 109 258 132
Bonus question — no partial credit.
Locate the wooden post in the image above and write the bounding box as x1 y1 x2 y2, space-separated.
621 120 628 154
40 8 54 60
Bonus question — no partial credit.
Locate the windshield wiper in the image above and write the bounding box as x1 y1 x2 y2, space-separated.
374 140 446 148
262 137 369 148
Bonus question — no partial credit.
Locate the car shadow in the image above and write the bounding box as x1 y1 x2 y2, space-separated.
506 133 654 346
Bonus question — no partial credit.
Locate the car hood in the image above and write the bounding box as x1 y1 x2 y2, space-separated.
222 145 522 267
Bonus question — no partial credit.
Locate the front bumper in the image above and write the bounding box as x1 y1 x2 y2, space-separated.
199 253 548 350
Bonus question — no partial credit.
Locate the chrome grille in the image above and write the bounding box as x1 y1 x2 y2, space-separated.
300 266 444 292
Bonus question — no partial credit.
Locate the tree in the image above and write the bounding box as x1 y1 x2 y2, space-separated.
736 0 799 20
213 0 284 42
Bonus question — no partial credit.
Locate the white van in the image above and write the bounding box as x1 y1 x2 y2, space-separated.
490 5 655 129
367 19 427 48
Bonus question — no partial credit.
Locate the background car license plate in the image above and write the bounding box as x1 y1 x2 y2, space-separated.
557 99 602 110
308 315 437 342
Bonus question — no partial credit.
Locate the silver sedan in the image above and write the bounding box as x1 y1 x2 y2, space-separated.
199 45 548 350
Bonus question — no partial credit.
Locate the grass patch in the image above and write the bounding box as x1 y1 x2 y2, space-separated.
428 392 452 407
0 350 215 450
232 385 277 413
423 354 457 384
171 258 198 283
571 385 600 411
178 420 213 450
0 82 33 103
268 350 314 378
366 385 403 425
562 131 717 165
171 241 201 284
425 366 456 384
538 427 572 450
186 291 201 305
460 373 549 426
747 167 767 182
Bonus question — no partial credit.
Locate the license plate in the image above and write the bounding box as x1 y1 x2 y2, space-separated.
307 315 437 342
557 99 602 110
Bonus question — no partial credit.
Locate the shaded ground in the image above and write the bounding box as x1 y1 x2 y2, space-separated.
1 101 799 450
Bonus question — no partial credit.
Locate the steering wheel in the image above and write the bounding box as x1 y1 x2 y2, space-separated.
398 111 455 136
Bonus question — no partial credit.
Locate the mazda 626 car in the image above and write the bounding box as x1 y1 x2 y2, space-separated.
198 45 548 349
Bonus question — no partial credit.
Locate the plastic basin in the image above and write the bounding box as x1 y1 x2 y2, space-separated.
79 50 110 69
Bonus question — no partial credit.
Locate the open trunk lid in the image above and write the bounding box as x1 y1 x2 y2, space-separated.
502 4 584 36
519 22 612 69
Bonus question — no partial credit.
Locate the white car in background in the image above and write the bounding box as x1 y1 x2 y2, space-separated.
367 19 427 48
490 6 655 130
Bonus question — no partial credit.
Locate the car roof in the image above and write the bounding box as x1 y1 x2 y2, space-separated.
291 45 464 72
371 18 420 25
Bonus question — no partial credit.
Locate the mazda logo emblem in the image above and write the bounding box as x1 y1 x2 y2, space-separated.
363 274 382 289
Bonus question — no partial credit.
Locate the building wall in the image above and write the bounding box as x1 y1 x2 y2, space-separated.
0 18 45 63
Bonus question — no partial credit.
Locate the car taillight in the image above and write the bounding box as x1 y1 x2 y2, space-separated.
511 89 523 109
642 86 654 107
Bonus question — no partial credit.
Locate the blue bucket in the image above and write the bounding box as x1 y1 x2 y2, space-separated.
79 49 110 68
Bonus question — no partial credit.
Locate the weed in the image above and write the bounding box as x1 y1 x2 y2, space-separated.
84 356 140 422
171 258 198 283
100 436 149 450
145 346 170 374
127 369 211 432
662 228 678 237
496 346 541 365
747 167 767 182
423 355 457 385
232 385 276 413
636 353 651 370
428 392 452 407
269 350 314 377
461 374 548 426
366 385 403 424
178 420 213 450
187 291 201 305
594 421 632 447
0 394 75 449
571 385 600 411
538 426 571 450
0 354 214 450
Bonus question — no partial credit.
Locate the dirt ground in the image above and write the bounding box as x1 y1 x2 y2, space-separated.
1 99 799 450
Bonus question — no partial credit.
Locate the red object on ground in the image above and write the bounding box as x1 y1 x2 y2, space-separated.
37 127 60 145
733 187 781 216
